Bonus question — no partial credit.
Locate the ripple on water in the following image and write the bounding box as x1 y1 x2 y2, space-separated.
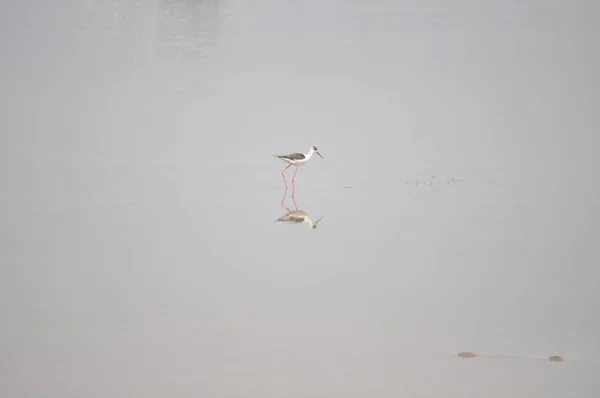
456 352 565 362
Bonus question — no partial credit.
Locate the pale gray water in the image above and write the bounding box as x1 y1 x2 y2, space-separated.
1 0 600 397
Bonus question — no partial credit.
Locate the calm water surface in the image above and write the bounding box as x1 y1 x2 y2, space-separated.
2 0 600 397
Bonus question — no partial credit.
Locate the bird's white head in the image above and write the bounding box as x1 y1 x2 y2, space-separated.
310 146 324 159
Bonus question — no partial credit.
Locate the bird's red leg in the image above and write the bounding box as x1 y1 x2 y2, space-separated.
280 164 291 206
281 164 291 188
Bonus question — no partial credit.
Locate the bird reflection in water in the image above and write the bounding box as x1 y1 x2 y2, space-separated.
276 194 323 230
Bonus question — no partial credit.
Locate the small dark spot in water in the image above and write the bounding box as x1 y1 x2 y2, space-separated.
457 352 477 358
548 356 564 362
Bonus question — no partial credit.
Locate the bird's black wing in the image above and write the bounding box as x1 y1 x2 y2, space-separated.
280 153 305 160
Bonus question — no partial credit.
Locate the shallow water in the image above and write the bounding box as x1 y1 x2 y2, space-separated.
2 0 600 397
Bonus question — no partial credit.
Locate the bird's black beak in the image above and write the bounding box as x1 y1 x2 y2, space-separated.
316 151 324 159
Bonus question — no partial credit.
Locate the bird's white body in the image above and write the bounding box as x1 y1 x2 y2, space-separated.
281 156 309 167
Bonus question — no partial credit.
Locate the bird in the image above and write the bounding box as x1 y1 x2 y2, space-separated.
273 146 324 187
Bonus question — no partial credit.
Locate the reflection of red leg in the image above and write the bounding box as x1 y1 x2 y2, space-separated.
280 186 288 206
281 197 290 212
292 195 298 210
291 166 299 198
